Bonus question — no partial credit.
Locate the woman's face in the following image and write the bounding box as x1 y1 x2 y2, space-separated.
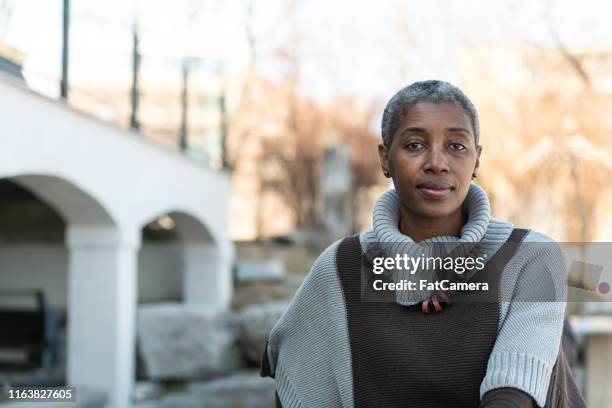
379 102 482 221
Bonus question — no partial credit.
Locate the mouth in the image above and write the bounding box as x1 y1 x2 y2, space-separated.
415 181 455 199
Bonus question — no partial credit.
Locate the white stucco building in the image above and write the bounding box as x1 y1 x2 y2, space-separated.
0 72 234 407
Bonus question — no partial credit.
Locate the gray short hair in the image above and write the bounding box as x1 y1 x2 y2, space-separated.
381 80 480 148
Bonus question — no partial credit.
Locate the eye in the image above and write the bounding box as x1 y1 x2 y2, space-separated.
405 141 425 151
449 142 466 151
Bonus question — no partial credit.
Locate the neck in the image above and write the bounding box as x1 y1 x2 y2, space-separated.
399 207 464 242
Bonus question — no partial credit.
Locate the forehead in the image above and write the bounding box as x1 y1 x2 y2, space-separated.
400 102 471 129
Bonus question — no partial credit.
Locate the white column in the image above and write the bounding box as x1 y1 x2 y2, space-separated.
182 243 233 309
570 315 612 408
585 335 612 408
66 226 140 408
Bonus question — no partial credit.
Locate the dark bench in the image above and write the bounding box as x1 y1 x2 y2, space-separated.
0 290 57 371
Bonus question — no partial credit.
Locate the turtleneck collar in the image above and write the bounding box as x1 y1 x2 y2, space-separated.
362 183 512 306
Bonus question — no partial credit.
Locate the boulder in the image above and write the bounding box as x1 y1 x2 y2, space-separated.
138 303 243 381
234 259 285 282
132 381 165 404
581 302 612 315
134 371 276 408
233 302 288 365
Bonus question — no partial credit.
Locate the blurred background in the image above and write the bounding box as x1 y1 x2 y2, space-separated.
0 0 611 407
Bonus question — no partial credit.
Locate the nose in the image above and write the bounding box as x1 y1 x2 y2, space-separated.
423 146 450 174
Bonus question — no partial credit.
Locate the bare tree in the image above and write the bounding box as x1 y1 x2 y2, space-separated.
545 0 592 90
225 0 403 237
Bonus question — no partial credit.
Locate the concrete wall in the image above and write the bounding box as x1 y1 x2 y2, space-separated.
0 243 68 307
0 242 183 310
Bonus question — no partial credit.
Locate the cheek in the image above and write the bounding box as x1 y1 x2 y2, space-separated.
454 156 477 177
391 152 420 174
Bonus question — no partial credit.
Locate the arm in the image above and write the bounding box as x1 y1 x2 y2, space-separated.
480 388 537 408
480 232 567 407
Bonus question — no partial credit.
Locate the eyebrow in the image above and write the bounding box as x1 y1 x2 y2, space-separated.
447 127 472 135
399 126 472 137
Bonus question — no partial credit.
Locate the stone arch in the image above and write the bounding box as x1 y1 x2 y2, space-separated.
139 210 231 308
10 174 115 225
0 173 137 408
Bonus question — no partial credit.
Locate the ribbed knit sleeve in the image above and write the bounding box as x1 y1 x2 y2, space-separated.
265 238 354 408
480 230 567 407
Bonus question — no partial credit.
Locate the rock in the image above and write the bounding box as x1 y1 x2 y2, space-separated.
137 303 243 381
233 302 288 365
581 302 612 315
133 381 166 403
234 260 285 282
133 371 276 408
133 392 202 408
73 386 107 408
190 371 276 408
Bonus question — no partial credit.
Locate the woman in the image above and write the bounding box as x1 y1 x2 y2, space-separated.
260 80 584 408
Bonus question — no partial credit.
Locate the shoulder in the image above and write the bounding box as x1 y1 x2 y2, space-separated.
487 219 563 262
488 216 558 243
300 237 346 294
310 233 367 268
516 228 565 266
269 238 346 336
522 228 558 243
310 237 344 275
304 234 369 295
502 227 567 303
489 224 566 276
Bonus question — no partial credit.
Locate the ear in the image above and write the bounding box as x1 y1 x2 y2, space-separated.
474 144 482 174
378 143 390 177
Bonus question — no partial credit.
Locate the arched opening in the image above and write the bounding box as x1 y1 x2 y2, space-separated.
138 214 183 303
0 179 68 386
137 210 217 305
136 210 228 382
0 174 134 407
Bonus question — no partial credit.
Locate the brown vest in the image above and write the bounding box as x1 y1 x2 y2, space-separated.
335 229 528 408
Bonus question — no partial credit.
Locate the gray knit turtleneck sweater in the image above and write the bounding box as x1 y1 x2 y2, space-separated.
264 183 567 407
